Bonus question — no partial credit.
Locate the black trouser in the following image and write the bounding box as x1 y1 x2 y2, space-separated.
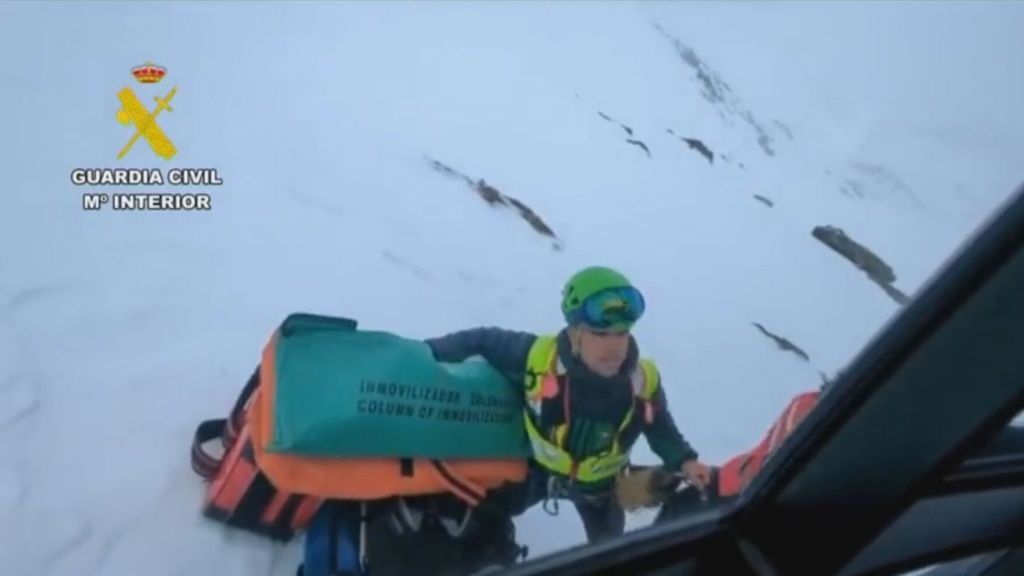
491 462 625 544
572 495 626 543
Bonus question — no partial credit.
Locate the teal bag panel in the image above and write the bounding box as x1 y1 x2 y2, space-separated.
267 313 531 459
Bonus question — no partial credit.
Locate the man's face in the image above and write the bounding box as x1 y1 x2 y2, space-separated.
575 326 631 377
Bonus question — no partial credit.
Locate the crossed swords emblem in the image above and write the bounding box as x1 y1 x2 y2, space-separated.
116 85 178 161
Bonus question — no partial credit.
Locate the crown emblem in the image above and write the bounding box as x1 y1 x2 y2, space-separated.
131 62 166 84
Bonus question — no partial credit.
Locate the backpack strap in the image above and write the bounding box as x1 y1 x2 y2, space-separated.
224 367 261 449
429 460 486 507
191 419 227 479
524 335 561 405
630 359 661 425
191 366 262 480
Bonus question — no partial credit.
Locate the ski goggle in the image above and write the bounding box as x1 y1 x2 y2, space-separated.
573 286 646 331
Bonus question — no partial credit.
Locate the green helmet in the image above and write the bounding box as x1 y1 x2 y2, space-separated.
561 266 645 329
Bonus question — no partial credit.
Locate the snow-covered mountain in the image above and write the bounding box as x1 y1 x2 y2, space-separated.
1 2 1022 574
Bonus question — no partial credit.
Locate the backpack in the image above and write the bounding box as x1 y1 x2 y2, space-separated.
245 313 527 503
716 390 820 496
190 366 323 542
191 312 528 542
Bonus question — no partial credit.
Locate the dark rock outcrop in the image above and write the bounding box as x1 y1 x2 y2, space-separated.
812 225 910 305
849 162 920 205
667 129 713 164
812 225 895 284
839 178 866 199
626 138 651 158
653 22 783 158
774 120 794 141
751 322 811 362
835 163 920 206
879 282 911 306
598 111 634 136
504 194 557 238
598 111 650 157
429 158 476 188
428 158 560 248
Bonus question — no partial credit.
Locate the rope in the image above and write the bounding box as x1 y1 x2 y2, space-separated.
542 476 563 516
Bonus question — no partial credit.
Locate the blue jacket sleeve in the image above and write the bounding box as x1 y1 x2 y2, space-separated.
424 327 537 390
643 384 699 471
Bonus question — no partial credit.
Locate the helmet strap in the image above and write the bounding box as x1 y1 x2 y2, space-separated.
568 326 583 358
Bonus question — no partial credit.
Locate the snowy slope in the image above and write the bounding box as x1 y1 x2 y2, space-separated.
2 2 1023 575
